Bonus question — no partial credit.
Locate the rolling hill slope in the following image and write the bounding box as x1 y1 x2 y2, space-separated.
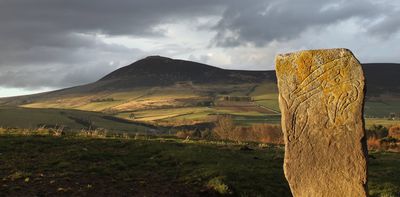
0 57 398 104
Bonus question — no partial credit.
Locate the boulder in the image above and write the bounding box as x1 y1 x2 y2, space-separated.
275 48 368 197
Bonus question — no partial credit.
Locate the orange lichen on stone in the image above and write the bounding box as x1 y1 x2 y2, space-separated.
295 51 313 82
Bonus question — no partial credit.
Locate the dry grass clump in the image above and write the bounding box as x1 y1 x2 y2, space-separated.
367 137 381 150
0 127 7 135
77 128 108 138
0 126 154 141
0 125 115 139
207 177 231 195
0 125 65 137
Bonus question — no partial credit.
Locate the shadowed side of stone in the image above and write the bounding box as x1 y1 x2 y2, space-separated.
275 48 368 197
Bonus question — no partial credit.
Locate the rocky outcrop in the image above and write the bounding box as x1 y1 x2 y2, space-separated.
275 48 368 197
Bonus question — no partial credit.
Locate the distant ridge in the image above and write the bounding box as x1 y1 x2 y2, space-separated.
362 63 400 96
0 56 398 105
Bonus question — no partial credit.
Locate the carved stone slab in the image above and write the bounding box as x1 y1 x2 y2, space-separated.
275 48 368 197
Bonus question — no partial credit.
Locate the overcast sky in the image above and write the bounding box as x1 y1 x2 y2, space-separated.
1 0 399 97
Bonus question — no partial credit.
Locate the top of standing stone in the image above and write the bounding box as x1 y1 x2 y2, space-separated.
276 48 353 58
275 48 363 82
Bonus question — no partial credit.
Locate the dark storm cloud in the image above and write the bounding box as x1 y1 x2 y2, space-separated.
0 0 224 66
0 0 223 37
212 0 399 47
0 0 225 89
0 0 398 90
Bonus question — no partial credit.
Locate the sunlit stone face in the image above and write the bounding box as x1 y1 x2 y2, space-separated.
276 48 368 197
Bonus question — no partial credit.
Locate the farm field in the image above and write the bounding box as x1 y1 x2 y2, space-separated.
0 135 398 196
1 82 395 128
1 80 399 133
1 106 399 133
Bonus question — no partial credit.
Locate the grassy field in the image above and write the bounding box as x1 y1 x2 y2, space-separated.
365 101 400 118
0 135 398 196
365 118 400 128
0 107 151 133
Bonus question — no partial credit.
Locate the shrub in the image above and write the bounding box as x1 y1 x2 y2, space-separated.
388 125 400 139
367 137 381 150
212 116 283 144
367 136 399 152
366 124 389 139
249 124 283 144
90 98 115 102
381 136 398 144
380 137 399 151
201 129 213 140
212 116 239 140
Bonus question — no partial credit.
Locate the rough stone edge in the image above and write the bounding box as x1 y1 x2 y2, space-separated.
276 48 352 58
274 48 369 195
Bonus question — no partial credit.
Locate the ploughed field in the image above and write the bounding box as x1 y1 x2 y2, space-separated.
0 135 399 196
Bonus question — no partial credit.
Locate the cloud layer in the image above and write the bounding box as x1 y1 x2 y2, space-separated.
0 0 399 93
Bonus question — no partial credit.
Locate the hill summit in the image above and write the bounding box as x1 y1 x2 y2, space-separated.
100 55 221 81
97 56 275 89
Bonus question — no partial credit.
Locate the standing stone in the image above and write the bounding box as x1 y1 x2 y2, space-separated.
275 48 368 197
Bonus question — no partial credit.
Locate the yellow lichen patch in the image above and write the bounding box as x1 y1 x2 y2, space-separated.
295 51 313 82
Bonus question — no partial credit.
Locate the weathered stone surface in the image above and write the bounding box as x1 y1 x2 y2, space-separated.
275 48 368 197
